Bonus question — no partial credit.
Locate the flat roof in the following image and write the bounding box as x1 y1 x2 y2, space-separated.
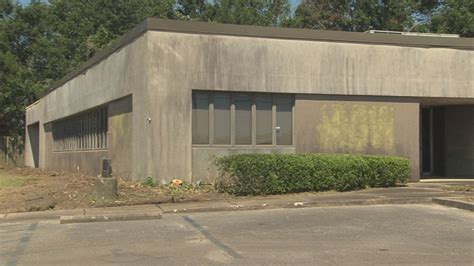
40 18 473 99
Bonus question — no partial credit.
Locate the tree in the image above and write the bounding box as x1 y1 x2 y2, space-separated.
429 0 473 37
175 0 213 21
48 0 177 72
288 0 416 32
0 1 57 136
211 0 291 26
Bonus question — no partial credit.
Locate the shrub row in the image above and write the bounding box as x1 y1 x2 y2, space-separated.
215 153 410 195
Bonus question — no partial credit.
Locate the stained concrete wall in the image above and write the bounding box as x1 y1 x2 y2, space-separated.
295 95 420 180
108 95 133 179
444 105 474 177
39 95 133 177
147 31 472 99
145 31 469 181
25 34 147 177
42 122 107 175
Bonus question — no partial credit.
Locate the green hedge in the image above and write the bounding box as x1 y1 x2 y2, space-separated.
215 153 410 195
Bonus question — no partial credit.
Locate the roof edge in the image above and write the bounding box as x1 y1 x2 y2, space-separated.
147 18 473 49
39 18 473 99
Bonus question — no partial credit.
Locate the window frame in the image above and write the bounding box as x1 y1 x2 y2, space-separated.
192 91 295 148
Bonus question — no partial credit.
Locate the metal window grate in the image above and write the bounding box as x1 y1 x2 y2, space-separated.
52 106 108 151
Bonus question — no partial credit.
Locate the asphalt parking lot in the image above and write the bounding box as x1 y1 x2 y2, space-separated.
1 204 473 265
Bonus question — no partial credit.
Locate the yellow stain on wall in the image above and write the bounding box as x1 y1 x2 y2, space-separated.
317 103 395 153
110 115 125 144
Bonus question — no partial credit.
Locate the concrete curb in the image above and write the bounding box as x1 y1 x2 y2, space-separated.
432 198 474 212
60 212 163 224
1 209 84 222
163 198 433 214
0 197 447 223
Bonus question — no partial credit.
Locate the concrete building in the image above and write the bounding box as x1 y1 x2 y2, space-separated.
25 19 474 183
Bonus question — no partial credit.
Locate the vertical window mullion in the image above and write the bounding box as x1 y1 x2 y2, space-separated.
101 107 105 149
230 94 235 146
67 120 70 151
209 94 214 146
75 116 77 150
104 107 108 149
256 94 273 145
90 112 93 149
272 95 277 147
234 93 252 145
88 112 91 149
192 92 210 145
94 111 97 149
80 116 83 150
73 117 76 151
275 95 293 145
251 94 256 146
213 92 231 145
98 109 102 149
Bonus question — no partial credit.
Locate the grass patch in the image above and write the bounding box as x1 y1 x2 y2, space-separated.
0 174 37 188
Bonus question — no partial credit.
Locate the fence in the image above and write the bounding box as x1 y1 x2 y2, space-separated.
0 136 24 166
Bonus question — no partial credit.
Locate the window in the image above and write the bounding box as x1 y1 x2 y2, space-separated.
52 106 107 151
192 91 294 146
276 95 293 145
234 93 252 145
213 93 231 145
256 94 273 145
192 92 210 144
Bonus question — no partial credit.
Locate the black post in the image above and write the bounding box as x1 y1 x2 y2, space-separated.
102 158 112 177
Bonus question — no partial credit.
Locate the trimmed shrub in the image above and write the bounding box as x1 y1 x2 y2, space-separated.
215 153 410 195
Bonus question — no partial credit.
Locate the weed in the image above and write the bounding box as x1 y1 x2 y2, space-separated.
141 176 156 187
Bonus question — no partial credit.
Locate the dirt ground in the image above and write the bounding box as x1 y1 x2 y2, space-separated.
0 165 228 214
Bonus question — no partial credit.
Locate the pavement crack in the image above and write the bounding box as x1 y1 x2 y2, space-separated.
5 222 38 266
183 216 242 259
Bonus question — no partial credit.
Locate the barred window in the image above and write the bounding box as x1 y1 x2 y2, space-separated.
52 106 108 151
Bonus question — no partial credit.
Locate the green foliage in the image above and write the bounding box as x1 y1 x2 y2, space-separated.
215 153 410 195
287 0 417 31
141 176 157 187
1 1 55 136
429 0 474 37
211 0 290 26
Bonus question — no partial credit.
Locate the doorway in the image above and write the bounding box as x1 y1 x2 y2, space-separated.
421 107 433 175
27 123 39 168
